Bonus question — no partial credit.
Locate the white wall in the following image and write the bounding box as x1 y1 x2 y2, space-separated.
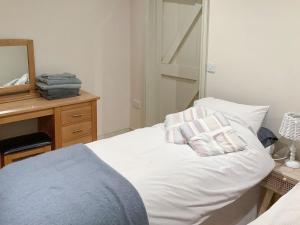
206 0 300 154
0 0 131 138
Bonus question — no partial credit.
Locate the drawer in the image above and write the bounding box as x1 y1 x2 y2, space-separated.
62 135 93 148
61 103 92 126
62 121 92 144
3 145 52 167
261 171 298 195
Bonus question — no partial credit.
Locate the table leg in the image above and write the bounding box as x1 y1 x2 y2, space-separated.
259 189 274 215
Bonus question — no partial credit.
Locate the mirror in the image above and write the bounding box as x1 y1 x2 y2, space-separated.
0 46 29 87
0 39 36 98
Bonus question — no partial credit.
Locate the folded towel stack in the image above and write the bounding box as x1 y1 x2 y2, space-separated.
36 73 81 100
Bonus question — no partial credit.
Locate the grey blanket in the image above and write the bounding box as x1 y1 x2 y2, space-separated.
0 144 149 225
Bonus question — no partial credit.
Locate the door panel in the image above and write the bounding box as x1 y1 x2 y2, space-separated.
146 0 202 125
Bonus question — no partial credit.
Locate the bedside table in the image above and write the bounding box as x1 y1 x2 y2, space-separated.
259 162 300 215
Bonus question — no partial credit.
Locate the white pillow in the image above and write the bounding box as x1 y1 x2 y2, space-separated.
194 97 270 134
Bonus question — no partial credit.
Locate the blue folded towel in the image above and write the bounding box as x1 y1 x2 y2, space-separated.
36 82 81 90
37 73 82 86
40 73 76 79
39 89 80 100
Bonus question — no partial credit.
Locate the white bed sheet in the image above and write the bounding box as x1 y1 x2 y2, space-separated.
249 183 300 225
86 123 274 225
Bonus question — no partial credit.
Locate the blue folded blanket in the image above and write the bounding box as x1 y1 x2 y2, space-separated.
36 82 81 90
40 72 76 79
39 89 80 100
0 144 149 225
37 75 82 85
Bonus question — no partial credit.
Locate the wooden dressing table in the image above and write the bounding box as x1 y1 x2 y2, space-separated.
0 91 99 148
0 39 99 168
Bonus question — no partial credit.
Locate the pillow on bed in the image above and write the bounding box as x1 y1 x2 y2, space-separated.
194 97 270 134
180 113 247 157
165 106 208 129
166 128 187 144
165 106 209 144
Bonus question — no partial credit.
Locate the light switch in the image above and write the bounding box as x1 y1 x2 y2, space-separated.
207 63 217 73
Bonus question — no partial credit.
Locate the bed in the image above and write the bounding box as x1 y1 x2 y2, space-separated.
87 122 274 225
0 98 275 225
248 182 300 225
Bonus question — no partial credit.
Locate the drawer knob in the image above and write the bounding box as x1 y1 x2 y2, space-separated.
72 114 83 118
72 129 83 134
73 114 83 118
282 177 287 182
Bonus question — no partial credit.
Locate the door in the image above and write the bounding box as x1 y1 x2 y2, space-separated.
146 0 207 125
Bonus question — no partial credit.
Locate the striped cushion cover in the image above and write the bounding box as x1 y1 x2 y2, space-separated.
180 112 247 157
165 106 209 144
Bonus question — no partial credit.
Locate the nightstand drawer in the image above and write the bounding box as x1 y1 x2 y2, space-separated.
62 121 92 144
61 103 92 126
261 171 298 195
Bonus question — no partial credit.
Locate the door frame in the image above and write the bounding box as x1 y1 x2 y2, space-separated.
199 0 210 98
144 0 210 125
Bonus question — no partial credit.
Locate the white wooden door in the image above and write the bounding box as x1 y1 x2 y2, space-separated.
146 0 204 125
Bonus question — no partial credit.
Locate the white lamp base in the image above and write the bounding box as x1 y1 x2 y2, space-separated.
285 160 300 169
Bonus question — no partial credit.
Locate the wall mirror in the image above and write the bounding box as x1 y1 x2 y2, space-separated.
0 39 36 100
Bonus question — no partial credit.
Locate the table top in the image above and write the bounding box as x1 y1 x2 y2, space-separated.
0 90 99 118
274 161 300 182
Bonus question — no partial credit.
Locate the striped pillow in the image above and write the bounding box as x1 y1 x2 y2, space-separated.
165 106 208 129
165 106 209 144
180 113 247 157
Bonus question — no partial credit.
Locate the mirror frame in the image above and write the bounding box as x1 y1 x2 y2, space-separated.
0 39 36 96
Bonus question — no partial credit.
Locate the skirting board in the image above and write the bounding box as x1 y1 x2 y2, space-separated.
98 128 132 140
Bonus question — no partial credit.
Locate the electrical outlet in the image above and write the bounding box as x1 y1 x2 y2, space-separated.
207 63 217 73
132 99 142 109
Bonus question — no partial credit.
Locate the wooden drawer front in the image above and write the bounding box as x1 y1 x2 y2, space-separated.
62 135 93 148
62 121 92 144
261 172 298 195
61 103 91 126
4 145 52 167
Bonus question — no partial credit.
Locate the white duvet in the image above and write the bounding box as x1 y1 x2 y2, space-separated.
249 183 300 225
87 122 274 225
